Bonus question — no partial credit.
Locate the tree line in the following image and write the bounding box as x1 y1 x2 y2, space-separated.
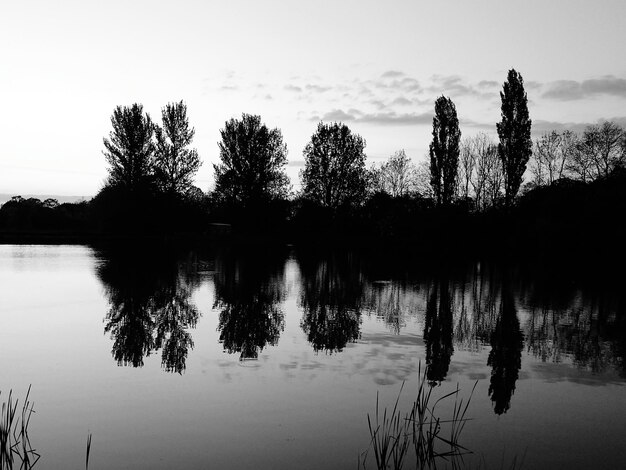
92 69 537 216
1 68 625 252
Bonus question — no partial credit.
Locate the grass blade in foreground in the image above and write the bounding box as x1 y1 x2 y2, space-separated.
360 364 476 470
0 386 40 470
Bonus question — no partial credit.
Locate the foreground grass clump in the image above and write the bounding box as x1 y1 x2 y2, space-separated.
360 366 476 470
0 386 39 469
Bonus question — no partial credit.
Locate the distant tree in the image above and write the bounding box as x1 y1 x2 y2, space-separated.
300 122 368 210
580 121 625 179
102 103 155 191
414 160 434 198
429 96 461 206
372 149 416 197
457 137 476 201
497 69 532 207
531 131 563 187
566 133 593 183
467 133 502 211
154 101 201 197
213 113 290 205
42 198 59 209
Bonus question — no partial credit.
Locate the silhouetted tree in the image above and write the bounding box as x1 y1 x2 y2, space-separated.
457 138 476 201
497 69 532 207
429 96 461 206
300 122 368 211
579 121 625 180
414 160 433 198
530 130 573 187
424 278 454 384
566 132 594 183
103 103 155 191
213 113 290 206
461 133 503 210
487 285 523 415
154 101 201 197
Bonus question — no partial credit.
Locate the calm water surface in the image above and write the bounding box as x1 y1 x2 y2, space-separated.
0 244 625 469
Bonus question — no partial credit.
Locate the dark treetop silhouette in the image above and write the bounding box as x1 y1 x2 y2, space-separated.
497 69 532 208
103 103 156 192
213 113 290 206
154 100 202 197
429 96 461 207
300 122 368 211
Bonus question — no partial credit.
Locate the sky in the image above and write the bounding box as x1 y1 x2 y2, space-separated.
2 0 626 197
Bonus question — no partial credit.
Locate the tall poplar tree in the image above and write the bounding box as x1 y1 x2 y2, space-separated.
429 96 461 206
497 69 532 207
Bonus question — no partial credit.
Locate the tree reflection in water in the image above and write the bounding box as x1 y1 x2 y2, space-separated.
487 284 523 415
298 250 363 353
424 277 454 385
213 247 287 360
97 246 200 373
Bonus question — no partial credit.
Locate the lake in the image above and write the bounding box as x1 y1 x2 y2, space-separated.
0 243 625 469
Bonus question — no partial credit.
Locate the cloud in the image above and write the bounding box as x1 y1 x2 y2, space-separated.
478 80 498 89
542 80 583 100
315 109 355 122
542 76 626 100
360 112 432 125
314 109 432 125
533 116 626 134
459 118 495 131
381 70 405 78
391 97 413 106
581 76 626 96
305 84 332 93
370 99 387 110
427 74 495 99
284 84 302 92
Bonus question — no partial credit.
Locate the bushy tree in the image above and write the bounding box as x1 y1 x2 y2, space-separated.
154 101 201 197
301 122 368 210
497 69 532 207
213 113 290 205
429 96 461 206
103 103 155 191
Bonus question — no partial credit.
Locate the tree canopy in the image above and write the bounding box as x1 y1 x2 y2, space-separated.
300 122 368 211
103 103 155 191
213 113 290 205
154 101 201 197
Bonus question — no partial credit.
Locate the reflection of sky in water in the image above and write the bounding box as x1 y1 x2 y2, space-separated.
0 244 625 469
